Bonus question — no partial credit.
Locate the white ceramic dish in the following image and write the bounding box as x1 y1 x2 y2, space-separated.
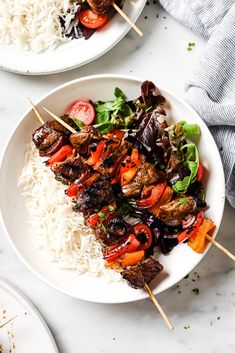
0 74 225 303
0 277 58 353
0 1 146 75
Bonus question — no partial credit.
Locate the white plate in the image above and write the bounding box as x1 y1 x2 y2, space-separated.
0 1 146 75
0 74 225 303
0 277 58 353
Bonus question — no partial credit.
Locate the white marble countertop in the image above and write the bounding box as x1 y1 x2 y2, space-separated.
0 2 234 353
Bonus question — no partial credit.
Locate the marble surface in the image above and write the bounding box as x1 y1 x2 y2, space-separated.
0 2 234 353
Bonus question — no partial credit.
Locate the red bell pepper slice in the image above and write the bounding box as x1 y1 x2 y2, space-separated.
104 234 141 262
134 224 153 250
46 145 73 167
65 183 79 197
86 201 117 228
107 130 125 140
87 140 106 166
137 183 166 208
177 211 204 243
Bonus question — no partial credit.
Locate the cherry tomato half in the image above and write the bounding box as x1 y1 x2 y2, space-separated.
67 100 95 125
79 9 108 29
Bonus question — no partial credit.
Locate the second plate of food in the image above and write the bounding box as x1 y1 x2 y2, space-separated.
0 0 146 75
0 74 225 303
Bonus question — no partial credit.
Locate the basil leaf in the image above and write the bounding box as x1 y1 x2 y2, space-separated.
95 101 114 113
94 122 113 134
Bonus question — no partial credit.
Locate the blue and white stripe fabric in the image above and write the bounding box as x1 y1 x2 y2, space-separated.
159 0 235 207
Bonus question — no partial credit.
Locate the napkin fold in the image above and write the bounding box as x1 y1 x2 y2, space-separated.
159 0 235 207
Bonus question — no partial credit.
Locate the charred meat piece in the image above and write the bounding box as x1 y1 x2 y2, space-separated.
87 0 113 15
121 257 163 289
96 140 131 175
122 162 160 198
51 155 91 184
102 217 132 245
70 126 102 155
77 179 113 215
32 115 76 156
158 196 196 226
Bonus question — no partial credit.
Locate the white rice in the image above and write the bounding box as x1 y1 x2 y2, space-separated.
0 0 76 53
18 143 121 282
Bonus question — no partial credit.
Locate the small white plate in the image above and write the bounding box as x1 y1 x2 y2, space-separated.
0 74 225 303
0 277 58 353
0 1 146 75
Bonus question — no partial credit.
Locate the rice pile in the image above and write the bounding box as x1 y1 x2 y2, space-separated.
18 143 121 281
0 0 75 52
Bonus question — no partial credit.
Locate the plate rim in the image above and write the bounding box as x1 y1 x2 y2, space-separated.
0 276 59 353
0 74 225 303
0 1 146 75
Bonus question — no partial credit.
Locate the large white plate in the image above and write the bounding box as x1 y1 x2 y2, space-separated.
0 277 58 353
0 1 146 75
0 74 225 303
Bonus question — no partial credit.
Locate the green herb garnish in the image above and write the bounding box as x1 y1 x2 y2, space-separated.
98 212 105 220
108 205 115 212
187 42 195 51
179 198 188 205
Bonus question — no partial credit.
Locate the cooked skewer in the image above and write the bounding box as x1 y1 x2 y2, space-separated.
112 3 143 37
144 283 173 330
29 101 235 262
0 316 17 329
28 99 174 330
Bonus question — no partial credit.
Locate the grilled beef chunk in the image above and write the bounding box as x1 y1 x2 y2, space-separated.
102 218 132 245
32 115 76 156
95 140 132 175
51 155 91 184
122 162 159 198
70 126 102 155
87 0 113 14
158 196 196 226
77 179 113 215
121 257 163 289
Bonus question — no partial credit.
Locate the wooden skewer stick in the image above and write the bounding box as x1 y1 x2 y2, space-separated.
112 3 143 37
42 107 77 134
28 97 44 124
144 283 174 331
205 234 235 261
0 316 17 329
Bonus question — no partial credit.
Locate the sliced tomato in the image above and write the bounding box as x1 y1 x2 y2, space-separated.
79 9 108 29
197 163 204 182
134 224 152 250
67 100 95 125
137 183 166 208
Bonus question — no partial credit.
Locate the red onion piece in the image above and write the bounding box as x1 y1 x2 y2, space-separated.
182 215 195 229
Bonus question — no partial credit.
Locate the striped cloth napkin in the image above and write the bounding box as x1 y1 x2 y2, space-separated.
159 0 235 207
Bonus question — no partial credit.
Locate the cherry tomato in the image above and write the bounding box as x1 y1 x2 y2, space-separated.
197 163 204 182
134 224 153 250
67 100 95 125
79 9 108 29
